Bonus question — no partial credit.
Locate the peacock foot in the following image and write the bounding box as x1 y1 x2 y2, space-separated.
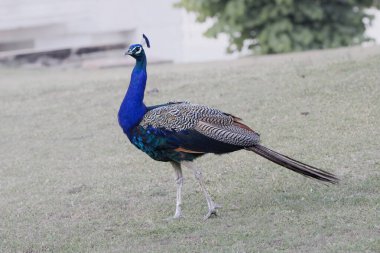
164 211 183 221
203 203 222 220
173 212 183 220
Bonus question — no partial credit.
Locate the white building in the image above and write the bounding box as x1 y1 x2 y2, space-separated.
0 0 233 64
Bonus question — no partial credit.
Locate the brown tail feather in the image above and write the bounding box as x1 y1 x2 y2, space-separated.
247 145 339 184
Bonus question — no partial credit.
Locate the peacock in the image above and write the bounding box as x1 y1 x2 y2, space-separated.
118 35 339 220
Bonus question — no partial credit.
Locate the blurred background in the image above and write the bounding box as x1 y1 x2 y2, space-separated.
0 0 379 68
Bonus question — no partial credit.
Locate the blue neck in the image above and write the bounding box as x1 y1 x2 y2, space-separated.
118 54 148 134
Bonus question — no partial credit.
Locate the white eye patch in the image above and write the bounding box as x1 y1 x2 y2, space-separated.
134 47 142 55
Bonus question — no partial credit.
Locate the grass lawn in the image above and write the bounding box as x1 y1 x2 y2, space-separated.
0 46 379 252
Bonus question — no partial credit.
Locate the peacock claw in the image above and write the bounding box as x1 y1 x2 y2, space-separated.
203 203 222 220
173 213 183 220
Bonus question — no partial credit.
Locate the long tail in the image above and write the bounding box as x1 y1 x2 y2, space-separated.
247 145 339 184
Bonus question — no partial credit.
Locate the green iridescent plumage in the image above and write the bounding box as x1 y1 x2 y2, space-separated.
130 126 202 162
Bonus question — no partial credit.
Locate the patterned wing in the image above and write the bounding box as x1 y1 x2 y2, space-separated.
140 102 260 148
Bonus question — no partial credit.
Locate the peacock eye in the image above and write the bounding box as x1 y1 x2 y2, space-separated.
134 47 142 54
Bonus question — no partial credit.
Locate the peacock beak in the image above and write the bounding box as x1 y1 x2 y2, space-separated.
125 49 132 56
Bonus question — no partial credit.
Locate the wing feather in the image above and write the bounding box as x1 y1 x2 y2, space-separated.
140 102 260 148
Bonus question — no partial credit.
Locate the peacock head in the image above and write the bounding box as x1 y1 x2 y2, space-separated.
125 34 150 60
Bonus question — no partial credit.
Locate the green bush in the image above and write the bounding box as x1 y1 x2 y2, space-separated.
176 0 378 54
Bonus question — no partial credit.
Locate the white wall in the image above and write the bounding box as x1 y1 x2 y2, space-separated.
366 8 380 43
180 11 238 62
0 0 183 62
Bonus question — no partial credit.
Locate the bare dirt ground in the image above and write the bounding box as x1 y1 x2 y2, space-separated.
1 46 379 252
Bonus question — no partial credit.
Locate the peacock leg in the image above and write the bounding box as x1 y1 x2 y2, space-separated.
170 161 183 219
182 161 221 220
